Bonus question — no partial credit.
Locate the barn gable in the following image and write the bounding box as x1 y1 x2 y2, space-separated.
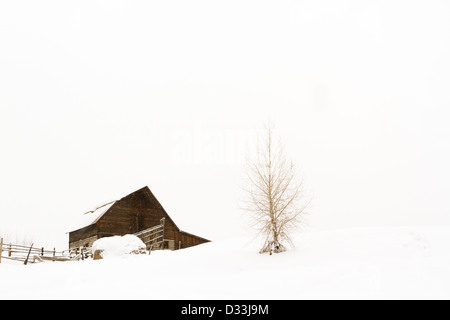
69 186 210 250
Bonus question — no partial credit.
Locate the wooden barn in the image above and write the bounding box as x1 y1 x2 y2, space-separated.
68 186 210 251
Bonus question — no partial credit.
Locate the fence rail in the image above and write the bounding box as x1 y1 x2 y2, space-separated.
134 218 165 251
0 239 72 264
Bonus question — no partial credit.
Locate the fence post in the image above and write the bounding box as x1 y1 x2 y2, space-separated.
160 218 165 250
53 248 55 262
24 243 34 265
0 238 3 264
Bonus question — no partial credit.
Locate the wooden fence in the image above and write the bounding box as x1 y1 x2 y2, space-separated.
0 239 73 265
67 246 93 261
0 219 167 265
133 218 165 251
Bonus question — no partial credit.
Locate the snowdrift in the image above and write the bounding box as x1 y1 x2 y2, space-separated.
0 226 449 299
91 235 146 259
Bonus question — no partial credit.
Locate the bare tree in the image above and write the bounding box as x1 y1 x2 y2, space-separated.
0 229 34 247
243 122 309 254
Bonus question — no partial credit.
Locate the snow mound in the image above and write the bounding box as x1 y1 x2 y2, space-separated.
91 235 146 259
2 226 450 299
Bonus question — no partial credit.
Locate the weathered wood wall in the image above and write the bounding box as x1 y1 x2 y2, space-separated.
69 224 97 249
68 186 210 250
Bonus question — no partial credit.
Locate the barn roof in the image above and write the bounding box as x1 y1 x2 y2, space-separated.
69 200 116 232
69 186 181 233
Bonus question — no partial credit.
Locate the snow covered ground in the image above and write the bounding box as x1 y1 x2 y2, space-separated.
1 226 449 300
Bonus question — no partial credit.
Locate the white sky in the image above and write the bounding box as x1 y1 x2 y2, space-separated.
1 1 449 249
